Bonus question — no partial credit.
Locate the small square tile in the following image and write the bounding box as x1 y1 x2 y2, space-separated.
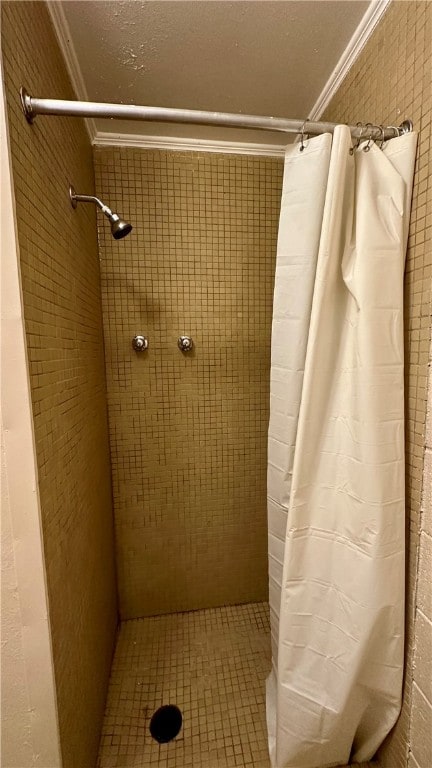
97 603 272 768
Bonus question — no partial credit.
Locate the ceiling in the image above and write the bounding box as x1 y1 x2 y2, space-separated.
60 0 371 145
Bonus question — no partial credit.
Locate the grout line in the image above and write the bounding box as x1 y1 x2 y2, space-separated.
416 608 432 627
412 681 432 710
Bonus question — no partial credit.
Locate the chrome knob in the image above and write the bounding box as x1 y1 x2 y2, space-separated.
132 335 148 352
178 335 194 352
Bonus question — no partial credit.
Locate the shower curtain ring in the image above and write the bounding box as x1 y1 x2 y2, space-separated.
377 124 386 149
387 125 401 139
362 123 375 152
299 121 308 152
350 122 364 154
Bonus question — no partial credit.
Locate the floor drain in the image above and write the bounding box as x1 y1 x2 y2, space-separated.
149 705 183 743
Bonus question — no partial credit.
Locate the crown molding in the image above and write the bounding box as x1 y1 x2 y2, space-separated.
93 132 287 157
46 2 97 141
308 0 391 120
47 0 390 154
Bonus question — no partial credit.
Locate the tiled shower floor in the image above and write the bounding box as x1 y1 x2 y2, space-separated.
97 602 271 768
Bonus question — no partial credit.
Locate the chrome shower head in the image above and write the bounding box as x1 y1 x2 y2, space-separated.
108 213 133 240
69 185 133 240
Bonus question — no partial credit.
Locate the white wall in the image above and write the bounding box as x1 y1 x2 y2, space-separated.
409 342 432 768
0 54 62 768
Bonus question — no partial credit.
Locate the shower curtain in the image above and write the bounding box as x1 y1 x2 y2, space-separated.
267 125 417 768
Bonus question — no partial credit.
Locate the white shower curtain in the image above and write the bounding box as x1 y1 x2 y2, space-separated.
267 125 417 768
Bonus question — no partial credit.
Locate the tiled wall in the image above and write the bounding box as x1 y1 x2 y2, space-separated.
94 148 283 619
1 4 118 767
324 2 432 767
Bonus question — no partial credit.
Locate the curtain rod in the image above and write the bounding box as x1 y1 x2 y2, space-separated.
19 88 413 140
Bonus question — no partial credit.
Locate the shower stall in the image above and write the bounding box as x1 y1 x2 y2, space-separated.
2 3 431 768
92 145 281 767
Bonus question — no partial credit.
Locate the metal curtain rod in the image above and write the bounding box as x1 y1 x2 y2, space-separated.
19 88 413 140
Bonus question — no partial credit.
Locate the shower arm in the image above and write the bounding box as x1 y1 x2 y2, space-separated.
69 189 115 218
20 88 413 141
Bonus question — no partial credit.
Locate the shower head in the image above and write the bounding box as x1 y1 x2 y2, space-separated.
69 185 133 240
109 214 133 240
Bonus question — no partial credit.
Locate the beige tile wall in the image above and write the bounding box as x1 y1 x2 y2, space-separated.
1 3 118 767
324 2 432 767
94 148 283 619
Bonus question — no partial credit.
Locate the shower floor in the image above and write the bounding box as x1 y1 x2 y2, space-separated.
97 601 375 768
97 602 271 768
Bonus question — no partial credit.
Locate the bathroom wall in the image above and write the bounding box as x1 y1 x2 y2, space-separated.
324 2 431 767
1 61 61 768
94 148 283 619
410 345 432 768
1 4 117 767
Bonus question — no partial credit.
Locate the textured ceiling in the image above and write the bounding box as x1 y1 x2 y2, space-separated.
61 0 370 144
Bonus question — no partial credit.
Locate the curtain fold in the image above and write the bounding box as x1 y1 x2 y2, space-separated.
267 125 417 768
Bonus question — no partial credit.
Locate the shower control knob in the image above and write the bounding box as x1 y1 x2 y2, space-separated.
132 335 148 352
178 336 194 352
